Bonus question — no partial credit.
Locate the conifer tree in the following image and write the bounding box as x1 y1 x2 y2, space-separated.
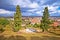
14 5 22 32
40 7 50 32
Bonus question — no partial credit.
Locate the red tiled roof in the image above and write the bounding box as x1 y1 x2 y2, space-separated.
31 18 40 23
50 22 59 27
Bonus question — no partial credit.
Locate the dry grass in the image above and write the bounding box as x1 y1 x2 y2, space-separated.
0 32 60 40
0 28 60 40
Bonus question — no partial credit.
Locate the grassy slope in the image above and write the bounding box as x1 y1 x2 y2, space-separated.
0 28 60 40
0 31 60 40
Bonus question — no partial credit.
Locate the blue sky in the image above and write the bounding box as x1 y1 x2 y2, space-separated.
0 0 60 17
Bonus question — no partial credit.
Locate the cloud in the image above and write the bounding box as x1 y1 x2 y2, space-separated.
58 10 60 13
22 12 32 16
48 6 60 14
27 8 38 12
36 11 42 14
52 2 60 6
35 11 43 16
48 6 58 11
0 9 15 14
0 0 60 16
12 0 39 8
12 0 31 7
43 0 60 5
28 2 39 8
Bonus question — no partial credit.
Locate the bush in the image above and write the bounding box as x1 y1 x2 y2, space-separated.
0 25 4 32
13 27 20 32
57 25 60 29
0 18 9 27
26 24 33 28
0 28 4 32
0 18 10 32
33 23 40 28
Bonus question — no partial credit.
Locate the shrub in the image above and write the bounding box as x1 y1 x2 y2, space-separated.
33 23 40 28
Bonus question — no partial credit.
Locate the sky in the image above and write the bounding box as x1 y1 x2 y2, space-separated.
0 0 60 17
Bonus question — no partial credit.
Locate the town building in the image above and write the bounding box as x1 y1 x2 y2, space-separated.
4 16 60 25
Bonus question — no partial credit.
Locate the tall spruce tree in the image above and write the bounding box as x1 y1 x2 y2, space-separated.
40 7 50 32
14 5 22 32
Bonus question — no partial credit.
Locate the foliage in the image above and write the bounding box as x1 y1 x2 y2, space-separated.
57 25 60 29
48 20 54 24
33 23 40 28
14 5 22 32
4 25 13 31
0 25 4 32
0 18 9 27
26 24 32 28
40 7 50 32
0 18 9 32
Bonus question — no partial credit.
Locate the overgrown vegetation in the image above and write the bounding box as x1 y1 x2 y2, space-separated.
0 18 9 32
33 23 40 28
